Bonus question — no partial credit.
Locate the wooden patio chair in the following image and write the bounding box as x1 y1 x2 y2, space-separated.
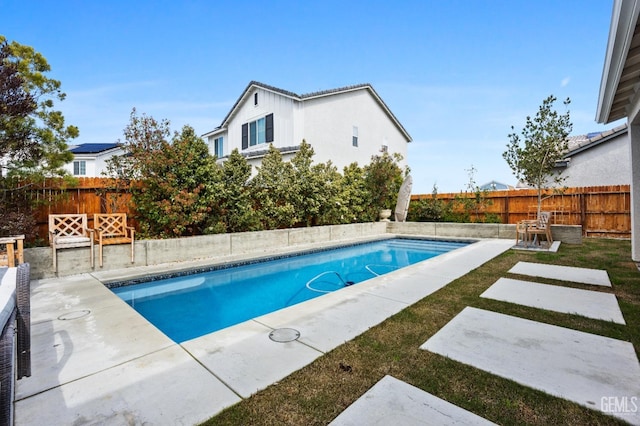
527 211 553 246
0 235 24 267
94 213 135 267
515 221 532 246
49 214 94 272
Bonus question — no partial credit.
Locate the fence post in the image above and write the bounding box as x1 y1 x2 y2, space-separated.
504 195 510 224
579 192 586 236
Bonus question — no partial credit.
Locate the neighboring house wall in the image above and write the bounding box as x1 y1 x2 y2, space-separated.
479 181 512 191
63 156 95 177
204 82 411 174
63 145 124 177
549 126 630 188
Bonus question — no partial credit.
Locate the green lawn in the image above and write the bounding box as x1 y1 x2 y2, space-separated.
204 238 639 425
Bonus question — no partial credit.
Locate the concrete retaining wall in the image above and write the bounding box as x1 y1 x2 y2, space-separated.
388 222 583 244
24 221 582 279
25 222 388 279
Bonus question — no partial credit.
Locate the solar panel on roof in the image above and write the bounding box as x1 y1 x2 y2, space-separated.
70 143 120 154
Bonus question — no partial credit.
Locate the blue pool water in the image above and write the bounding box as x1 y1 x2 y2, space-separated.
112 238 468 342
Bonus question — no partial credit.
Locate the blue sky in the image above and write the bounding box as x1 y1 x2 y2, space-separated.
2 1 623 193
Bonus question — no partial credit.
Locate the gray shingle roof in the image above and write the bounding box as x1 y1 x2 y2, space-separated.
566 123 627 155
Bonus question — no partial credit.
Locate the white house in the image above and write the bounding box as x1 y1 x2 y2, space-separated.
596 0 640 262
63 143 123 177
202 81 412 173
551 124 630 187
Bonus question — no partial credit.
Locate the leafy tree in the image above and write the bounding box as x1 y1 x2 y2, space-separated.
288 141 335 227
331 162 368 224
504 95 572 216
249 144 297 229
407 183 451 222
99 109 170 220
0 41 36 152
0 36 77 179
457 165 493 222
108 110 223 238
363 152 405 221
219 149 261 232
0 36 78 239
312 161 344 225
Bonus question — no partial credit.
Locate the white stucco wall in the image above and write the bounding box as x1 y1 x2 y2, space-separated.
553 133 630 187
629 120 640 261
301 90 409 171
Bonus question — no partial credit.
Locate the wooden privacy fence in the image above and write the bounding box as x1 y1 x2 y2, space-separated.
411 185 631 238
28 180 631 240
31 178 133 241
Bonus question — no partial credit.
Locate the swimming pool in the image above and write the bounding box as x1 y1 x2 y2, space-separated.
111 238 469 342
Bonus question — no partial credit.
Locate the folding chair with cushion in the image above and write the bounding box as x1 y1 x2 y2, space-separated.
94 213 135 267
49 214 94 272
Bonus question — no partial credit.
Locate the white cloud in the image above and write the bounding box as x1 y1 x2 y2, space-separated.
561 76 571 87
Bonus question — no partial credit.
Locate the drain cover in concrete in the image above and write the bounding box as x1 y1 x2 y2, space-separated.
329 375 495 425
421 307 640 424
480 278 625 324
508 262 611 287
269 328 300 343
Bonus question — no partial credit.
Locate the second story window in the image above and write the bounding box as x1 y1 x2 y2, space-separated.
352 126 358 147
254 92 258 106
250 118 265 146
214 136 224 158
73 160 86 176
242 113 274 149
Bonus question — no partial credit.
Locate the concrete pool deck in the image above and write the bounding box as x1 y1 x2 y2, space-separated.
14 237 514 425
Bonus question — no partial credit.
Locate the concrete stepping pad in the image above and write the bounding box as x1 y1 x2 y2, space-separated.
421 307 640 424
329 375 496 425
480 278 625 324
508 261 611 287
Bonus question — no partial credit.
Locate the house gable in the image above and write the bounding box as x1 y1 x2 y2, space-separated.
202 81 411 173
204 81 412 141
